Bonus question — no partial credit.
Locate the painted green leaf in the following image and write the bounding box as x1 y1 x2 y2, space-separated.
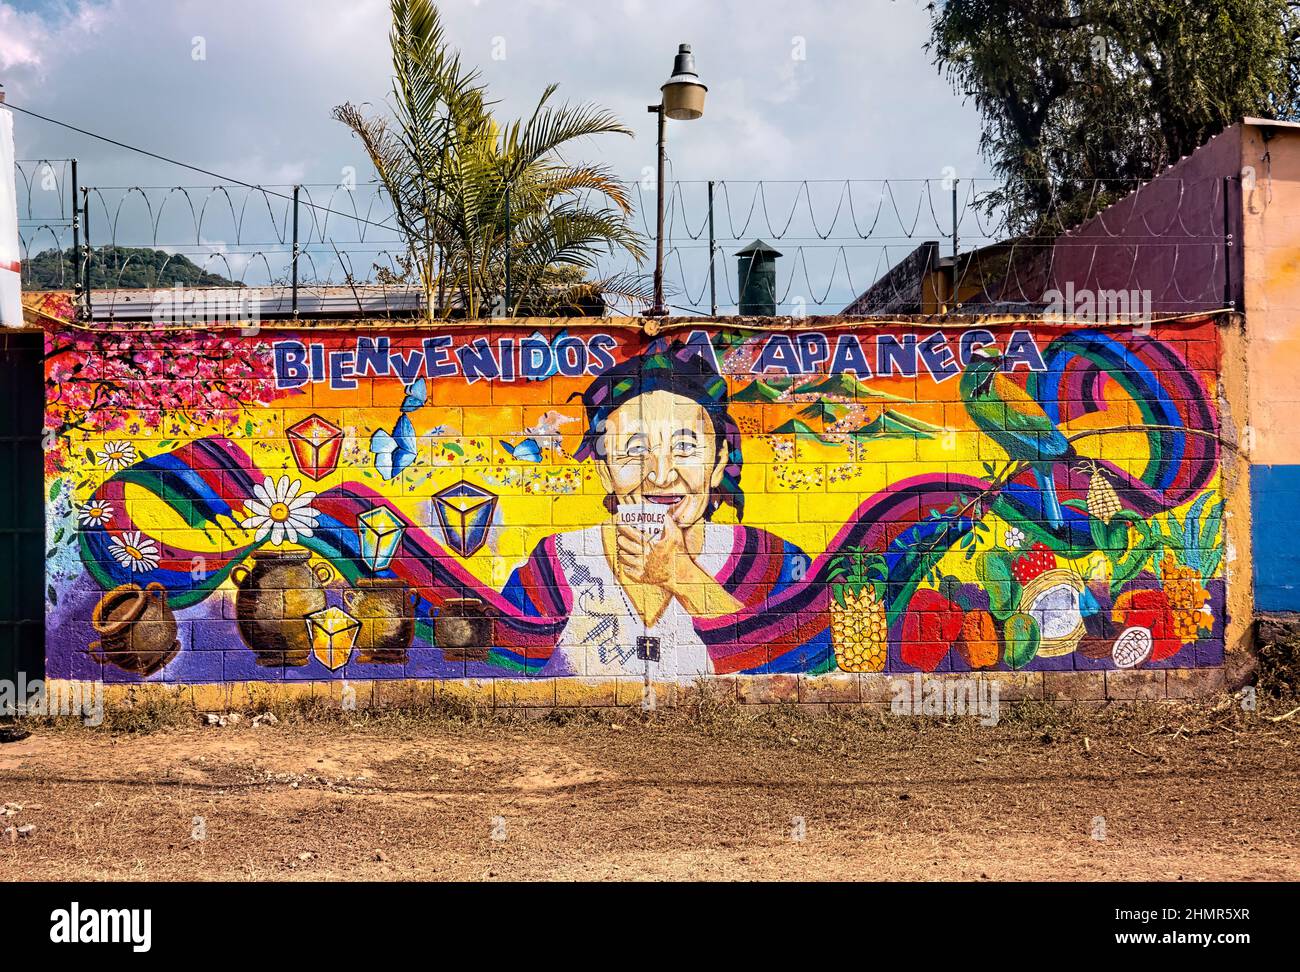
977 550 1019 621
49 479 63 502
1110 537 1159 597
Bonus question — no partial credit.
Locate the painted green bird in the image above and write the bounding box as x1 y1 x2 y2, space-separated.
960 346 1073 529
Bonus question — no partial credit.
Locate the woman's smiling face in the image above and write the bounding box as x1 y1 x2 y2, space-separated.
597 390 726 527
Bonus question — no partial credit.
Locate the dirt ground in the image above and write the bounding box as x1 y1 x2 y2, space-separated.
1 698 1297 881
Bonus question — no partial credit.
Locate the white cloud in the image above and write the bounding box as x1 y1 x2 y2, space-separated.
4 0 993 309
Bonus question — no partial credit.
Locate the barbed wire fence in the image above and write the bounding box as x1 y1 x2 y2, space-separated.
14 161 1233 321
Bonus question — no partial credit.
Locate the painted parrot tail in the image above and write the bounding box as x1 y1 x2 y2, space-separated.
1034 464 1064 530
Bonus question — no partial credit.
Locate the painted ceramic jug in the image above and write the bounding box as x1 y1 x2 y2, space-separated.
435 598 494 662
343 579 417 664
233 551 333 667
90 582 180 676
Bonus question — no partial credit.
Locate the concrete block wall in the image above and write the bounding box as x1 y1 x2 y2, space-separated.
42 317 1233 704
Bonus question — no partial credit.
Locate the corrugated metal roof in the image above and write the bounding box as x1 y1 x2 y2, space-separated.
83 285 425 321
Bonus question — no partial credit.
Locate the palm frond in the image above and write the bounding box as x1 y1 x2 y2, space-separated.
335 0 645 318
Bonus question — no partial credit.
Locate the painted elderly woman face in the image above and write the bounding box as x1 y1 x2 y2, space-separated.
596 389 727 528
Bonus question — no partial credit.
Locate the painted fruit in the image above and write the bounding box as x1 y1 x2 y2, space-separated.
956 609 999 668
1011 543 1057 585
832 586 889 673
1111 626 1154 668
900 589 964 672
1020 568 1085 657
1159 551 1211 644
976 551 1020 621
1003 611 1041 669
1111 589 1180 661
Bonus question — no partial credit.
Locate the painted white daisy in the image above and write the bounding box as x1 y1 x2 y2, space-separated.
77 500 115 527
241 475 319 546
109 531 160 573
1004 527 1026 550
95 440 138 472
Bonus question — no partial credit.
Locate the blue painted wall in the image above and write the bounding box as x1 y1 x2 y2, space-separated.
1252 464 1300 611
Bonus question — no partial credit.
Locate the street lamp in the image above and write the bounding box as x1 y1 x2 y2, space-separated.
645 44 707 318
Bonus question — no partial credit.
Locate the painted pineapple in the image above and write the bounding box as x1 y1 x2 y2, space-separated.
827 548 889 672
1156 492 1223 644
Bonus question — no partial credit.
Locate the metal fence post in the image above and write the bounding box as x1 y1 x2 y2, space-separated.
708 180 717 316
70 159 81 313
80 187 92 322
291 185 300 319
950 179 959 309
504 182 511 317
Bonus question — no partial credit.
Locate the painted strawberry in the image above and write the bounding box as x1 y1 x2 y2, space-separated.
1011 542 1056 585
900 588 965 672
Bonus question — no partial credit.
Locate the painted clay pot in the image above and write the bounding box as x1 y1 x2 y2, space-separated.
435 598 494 662
344 579 417 664
91 582 180 676
233 551 333 667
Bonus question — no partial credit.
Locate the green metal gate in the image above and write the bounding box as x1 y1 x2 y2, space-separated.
0 331 44 687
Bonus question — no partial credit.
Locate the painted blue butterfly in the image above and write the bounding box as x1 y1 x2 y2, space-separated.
370 380 426 480
523 329 569 382
400 378 428 413
499 437 543 463
372 413 418 480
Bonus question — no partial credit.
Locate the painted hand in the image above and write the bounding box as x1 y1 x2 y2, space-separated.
616 514 689 590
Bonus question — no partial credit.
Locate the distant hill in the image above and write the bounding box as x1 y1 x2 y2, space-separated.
792 373 912 402
732 378 791 402
771 417 819 435
770 417 843 445
797 400 847 423
851 410 940 439
24 247 243 290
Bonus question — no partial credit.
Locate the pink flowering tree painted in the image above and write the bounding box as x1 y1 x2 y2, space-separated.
44 328 281 475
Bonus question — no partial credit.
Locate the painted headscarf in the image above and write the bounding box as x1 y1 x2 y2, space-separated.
573 337 745 520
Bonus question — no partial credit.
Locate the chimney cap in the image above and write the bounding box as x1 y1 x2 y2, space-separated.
736 239 782 258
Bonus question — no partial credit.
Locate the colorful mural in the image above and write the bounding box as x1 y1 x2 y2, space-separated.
42 321 1226 685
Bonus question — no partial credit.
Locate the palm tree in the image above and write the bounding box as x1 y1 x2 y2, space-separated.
334 0 647 318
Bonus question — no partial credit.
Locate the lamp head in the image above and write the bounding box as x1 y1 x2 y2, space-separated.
661 44 706 120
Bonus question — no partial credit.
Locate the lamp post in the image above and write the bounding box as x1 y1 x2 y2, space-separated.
645 44 707 318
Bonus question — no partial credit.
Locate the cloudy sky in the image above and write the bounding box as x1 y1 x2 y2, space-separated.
2 0 995 310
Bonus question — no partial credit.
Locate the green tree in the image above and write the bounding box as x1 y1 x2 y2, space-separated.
928 0 1300 233
24 247 240 290
334 0 646 318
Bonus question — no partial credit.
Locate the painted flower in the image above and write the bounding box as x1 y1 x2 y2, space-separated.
241 475 319 546
95 440 138 472
109 531 160 573
78 500 115 527
1004 527 1026 550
